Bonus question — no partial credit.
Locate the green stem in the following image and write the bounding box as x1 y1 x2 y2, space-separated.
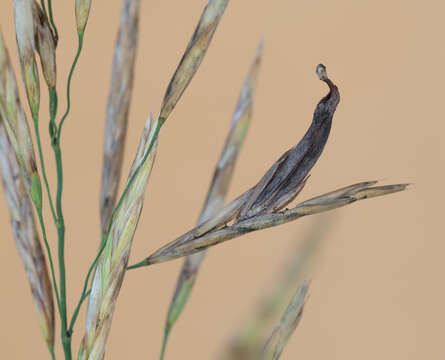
58 32 84 138
36 209 61 312
48 344 56 360
68 235 107 332
32 113 58 226
47 0 59 45
127 259 148 270
160 326 171 360
69 289 91 334
53 143 71 360
40 0 48 20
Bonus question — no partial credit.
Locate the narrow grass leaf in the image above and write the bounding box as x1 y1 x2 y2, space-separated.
160 41 263 360
260 281 309 360
79 115 159 360
100 0 141 233
0 120 54 349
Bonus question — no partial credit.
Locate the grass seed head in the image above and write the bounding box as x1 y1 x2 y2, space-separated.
261 281 309 360
32 1 57 89
159 0 229 123
100 0 141 233
75 0 92 34
0 121 54 348
14 0 40 115
79 115 159 360
0 30 41 207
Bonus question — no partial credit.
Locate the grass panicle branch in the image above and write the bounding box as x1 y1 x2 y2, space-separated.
100 0 141 234
260 281 309 360
0 121 55 356
79 115 159 360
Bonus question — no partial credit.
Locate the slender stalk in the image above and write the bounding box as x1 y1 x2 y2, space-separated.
69 236 107 332
53 143 71 360
47 0 58 44
32 113 57 224
36 209 61 312
40 0 48 20
48 344 56 360
58 32 84 138
69 289 91 333
160 327 170 360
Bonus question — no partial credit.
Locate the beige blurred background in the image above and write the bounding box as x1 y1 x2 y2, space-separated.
0 0 443 359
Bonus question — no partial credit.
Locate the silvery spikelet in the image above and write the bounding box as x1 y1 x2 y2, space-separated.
0 120 54 349
159 0 229 123
100 0 141 234
75 0 92 34
0 30 42 209
261 281 309 360
79 115 159 360
14 0 40 115
32 0 57 90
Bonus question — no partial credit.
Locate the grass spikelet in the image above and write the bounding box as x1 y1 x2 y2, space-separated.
160 41 263 360
260 281 309 360
79 115 159 360
221 220 328 360
139 181 408 265
0 30 41 209
14 0 40 115
158 0 229 123
0 121 54 351
32 0 57 90
75 0 92 35
128 66 408 268
100 0 141 234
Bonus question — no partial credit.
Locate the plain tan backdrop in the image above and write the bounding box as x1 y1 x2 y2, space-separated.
0 0 443 359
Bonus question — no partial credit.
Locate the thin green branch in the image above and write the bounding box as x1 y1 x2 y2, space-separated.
48 344 56 360
69 236 107 332
32 113 57 225
57 32 84 137
40 0 48 20
69 289 91 334
70 120 163 333
47 0 59 45
36 209 61 312
160 327 170 360
53 143 71 359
